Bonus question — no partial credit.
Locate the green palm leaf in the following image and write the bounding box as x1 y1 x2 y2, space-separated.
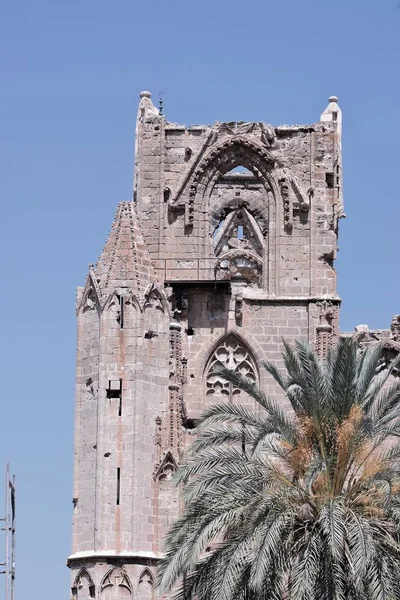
157 337 400 600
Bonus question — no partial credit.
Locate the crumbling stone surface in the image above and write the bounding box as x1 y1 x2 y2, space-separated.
69 92 348 596
343 315 400 375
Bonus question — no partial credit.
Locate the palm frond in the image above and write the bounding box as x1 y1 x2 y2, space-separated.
158 336 400 600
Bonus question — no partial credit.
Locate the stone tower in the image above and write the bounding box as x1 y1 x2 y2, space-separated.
68 92 343 598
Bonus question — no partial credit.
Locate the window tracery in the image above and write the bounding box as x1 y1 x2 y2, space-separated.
100 568 132 600
213 206 264 285
153 451 177 482
138 569 154 600
72 569 95 600
83 288 96 313
143 285 166 313
213 207 263 258
206 334 257 401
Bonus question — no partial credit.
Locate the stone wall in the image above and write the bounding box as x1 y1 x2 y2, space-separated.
135 93 342 303
68 93 344 599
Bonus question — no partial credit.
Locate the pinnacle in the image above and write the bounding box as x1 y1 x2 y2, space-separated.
94 201 157 298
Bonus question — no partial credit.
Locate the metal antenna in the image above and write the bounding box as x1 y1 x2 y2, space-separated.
159 92 164 116
1 465 16 600
10 474 15 600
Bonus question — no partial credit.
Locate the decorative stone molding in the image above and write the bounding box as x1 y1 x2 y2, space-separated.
71 568 95 600
153 450 178 482
76 269 102 315
210 196 269 239
316 301 335 358
82 288 97 313
137 90 160 120
391 315 400 341
170 135 277 227
143 283 168 313
138 568 154 600
260 122 277 147
100 568 132 597
205 333 257 400
235 294 243 326
155 416 162 448
213 206 264 258
276 169 310 232
169 134 310 234
215 250 262 285
167 322 184 455
138 568 154 586
278 175 292 231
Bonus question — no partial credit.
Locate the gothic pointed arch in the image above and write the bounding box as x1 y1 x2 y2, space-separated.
143 283 170 315
153 450 178 482
102 289 140 328
82 287 98 314
100 568 132 600
102 291 121 329
212 203 265 284
204 331 258 402
137 569 154 600
177 136 280 228
103 289 139 310
103 290 120 312
122 289 141 312
138 568 154 586
78 270 101 315
197 136 277 192
72 568 95 600
171 135 276 205
213 206 264 257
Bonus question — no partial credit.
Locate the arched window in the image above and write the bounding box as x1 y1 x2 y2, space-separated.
205 334 257 403
225 165 252 174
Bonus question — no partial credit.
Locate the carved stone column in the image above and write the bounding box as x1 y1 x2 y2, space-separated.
316 301 334 358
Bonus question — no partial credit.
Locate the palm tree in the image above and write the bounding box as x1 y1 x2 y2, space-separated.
157 337 400 600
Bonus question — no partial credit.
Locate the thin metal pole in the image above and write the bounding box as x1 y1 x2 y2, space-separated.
4 464 10 600
10 475 15 600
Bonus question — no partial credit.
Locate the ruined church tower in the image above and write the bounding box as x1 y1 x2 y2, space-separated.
68 92 343 598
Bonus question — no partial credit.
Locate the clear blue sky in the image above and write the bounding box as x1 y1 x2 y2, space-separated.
0 0 399 598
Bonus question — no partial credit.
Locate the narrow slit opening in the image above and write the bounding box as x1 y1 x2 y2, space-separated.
116 468 121 505
119 296 124 329
241 422 246 456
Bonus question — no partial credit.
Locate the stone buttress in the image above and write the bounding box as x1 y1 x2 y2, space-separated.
68 92 344 599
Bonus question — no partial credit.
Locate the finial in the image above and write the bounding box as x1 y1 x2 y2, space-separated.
140 91 151 99
159 92 164 116
320 95 342 132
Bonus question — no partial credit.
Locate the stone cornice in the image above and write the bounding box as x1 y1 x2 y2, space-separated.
241 291 341 303
66 550 161 567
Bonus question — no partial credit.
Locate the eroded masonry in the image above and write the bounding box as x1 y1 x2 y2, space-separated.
68 93 400 599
